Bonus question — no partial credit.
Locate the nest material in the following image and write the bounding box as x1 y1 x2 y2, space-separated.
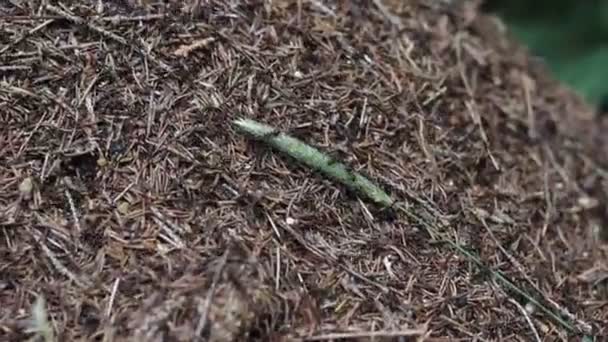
1 0 607 340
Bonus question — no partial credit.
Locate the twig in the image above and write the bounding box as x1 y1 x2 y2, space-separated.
307 0 336 17
106 278 121 318
195 249 230 339
303 327 426 341
0 65 32 71
150 207 186 249
0 19 54 54
40 242 92 288
28 295 55 342
64 188 82 234
372 0 402 28
45 4 172 72
99 14 166 22
509 298 541 342
45 4 128 45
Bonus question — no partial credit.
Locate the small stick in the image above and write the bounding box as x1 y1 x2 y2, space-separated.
46 4 128 45
195 249 230 338
303 327 426 341
233 118 394 208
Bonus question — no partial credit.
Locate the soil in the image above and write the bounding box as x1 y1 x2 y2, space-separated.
1 0 608 341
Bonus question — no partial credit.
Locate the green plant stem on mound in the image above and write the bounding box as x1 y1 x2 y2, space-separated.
234 117 594 340
233 118 394 208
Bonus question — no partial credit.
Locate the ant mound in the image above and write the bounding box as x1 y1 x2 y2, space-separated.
1 0 607 340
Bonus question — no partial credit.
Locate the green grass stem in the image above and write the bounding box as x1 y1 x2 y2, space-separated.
233 118 394 208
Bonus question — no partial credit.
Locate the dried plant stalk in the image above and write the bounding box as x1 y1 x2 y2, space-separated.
29 295 55 342
234 118 394 207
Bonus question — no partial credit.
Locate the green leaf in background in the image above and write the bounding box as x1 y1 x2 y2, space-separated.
483 0 608 108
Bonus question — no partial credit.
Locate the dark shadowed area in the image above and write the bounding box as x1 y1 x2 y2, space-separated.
1 0 607 341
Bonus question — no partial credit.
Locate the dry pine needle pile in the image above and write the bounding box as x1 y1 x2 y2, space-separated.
1 0 608 341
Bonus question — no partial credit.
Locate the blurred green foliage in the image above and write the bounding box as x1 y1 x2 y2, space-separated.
483 0 608 108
